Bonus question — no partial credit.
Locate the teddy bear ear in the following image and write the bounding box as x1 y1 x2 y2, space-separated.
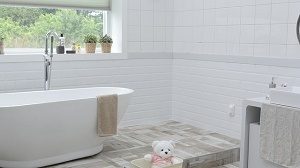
152 141 160 148
169 140 176 147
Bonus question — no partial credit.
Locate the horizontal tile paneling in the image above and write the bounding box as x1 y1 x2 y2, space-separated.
173 58 300 138
0 56 173 127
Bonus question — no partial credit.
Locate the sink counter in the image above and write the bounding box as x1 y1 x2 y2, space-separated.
240 98 269 168
270 86 300 109
244 97 270 108
240 97 288 168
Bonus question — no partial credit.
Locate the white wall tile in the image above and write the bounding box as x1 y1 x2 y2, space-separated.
128 0 140 10
154 11 166 26
255 4 271 24
203 0 216 9
141 26 154 41
141 11 153 26
215 8 228 25
141 0 153 11
154 27 166 42
192 0 204 10
154 0 166 11
214 26 228 43
256 0 272 5
128 10 141 26
287 44 300 57
270 44 287 57
239 44 254 56
287 24 299 44
128 42 140 52
204 9 216 25
241 6 255 25
254 44 270 57
140 42 154 51
240 25 255 44
227 43 240 55
128 26 141 41
270 24 287 44
288 2 300 23
271 3 289 24
227 7 241 25
254 25 270 44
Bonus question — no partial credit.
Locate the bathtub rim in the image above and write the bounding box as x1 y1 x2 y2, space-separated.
0 87 134 108
0 87 134 96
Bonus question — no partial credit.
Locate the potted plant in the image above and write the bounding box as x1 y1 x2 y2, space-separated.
99 34 113 53
84 34 97 53
0 36 4 55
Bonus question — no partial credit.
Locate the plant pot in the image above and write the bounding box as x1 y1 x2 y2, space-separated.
101 43 112 53
85 43 96 53
0 42 4 55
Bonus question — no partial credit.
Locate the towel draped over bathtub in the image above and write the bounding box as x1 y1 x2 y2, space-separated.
97 94 118 137
260 103 300 167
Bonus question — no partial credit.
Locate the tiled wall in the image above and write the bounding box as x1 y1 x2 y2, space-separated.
127 0 174 53
0 58 173 127
172 0 300 58
172 0 300 138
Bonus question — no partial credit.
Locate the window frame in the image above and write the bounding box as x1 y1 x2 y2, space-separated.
0 0 128 61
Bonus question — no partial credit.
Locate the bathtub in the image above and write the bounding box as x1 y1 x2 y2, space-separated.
0 87 134 168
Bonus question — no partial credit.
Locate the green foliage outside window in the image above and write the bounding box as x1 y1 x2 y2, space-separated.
0 6 103 48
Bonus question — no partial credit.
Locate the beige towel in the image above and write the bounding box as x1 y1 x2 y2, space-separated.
97 94 118 137
260 103 300 167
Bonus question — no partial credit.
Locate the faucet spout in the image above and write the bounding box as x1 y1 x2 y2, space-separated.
44 31 58 90
45 31 58 56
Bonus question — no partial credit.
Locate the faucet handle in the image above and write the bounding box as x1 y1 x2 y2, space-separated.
281 83 288 87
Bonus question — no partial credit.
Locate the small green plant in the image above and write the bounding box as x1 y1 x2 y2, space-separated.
99 34 113 43
0 37 4 43
84 34 97 43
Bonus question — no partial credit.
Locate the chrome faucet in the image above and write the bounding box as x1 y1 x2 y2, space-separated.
269 77 277 89
44 31 58 90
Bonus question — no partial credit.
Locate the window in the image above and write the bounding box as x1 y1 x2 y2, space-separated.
0 5 107 54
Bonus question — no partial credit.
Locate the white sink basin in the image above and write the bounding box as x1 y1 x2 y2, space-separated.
270 86 300 108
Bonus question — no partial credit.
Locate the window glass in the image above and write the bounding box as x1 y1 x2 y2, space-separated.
0 6 104 54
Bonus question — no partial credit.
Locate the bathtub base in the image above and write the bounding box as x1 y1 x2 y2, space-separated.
0 145 103 168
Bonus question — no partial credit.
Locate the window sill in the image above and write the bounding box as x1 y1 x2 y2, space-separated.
0 53 128 63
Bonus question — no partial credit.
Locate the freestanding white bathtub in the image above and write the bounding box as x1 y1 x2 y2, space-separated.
0 87 134 168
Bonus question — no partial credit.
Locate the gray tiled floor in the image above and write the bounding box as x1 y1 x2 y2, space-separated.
48 121 240 168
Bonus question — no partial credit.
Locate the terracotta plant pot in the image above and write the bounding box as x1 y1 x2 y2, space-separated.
101 43 112 53
85 43 96 53
0 42 4 55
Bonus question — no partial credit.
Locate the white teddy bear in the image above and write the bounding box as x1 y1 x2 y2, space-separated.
144 140 181 168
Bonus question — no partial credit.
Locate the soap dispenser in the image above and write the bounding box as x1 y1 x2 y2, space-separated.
56 34 65 54
266 77 276 100
269 77 276 89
